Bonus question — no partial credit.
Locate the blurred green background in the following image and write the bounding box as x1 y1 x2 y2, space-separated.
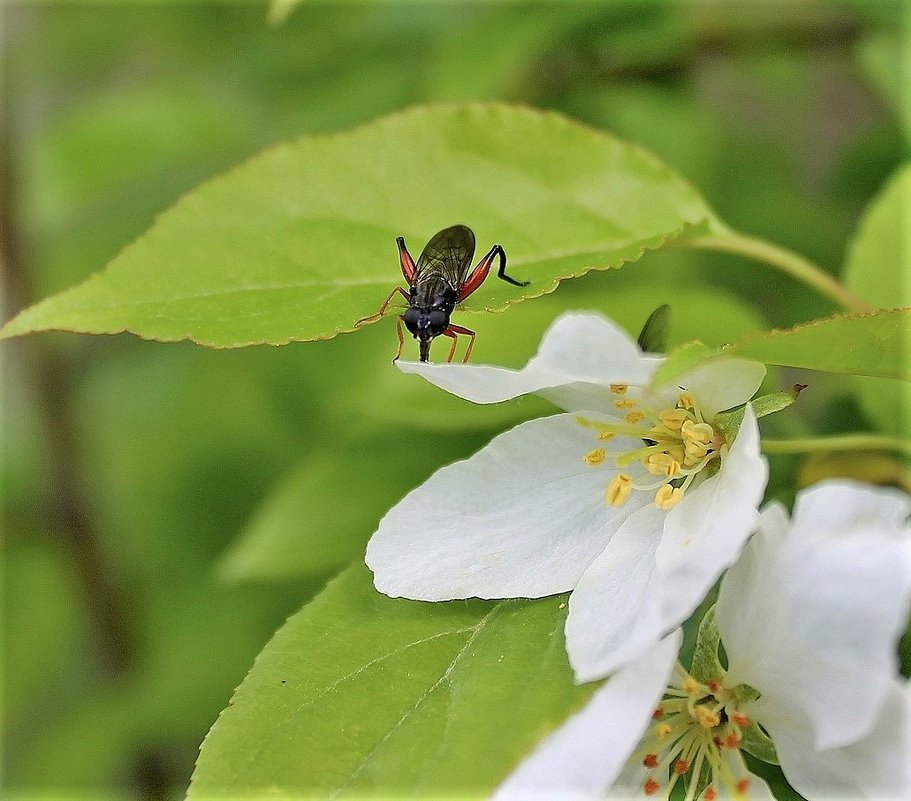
2 2 907 799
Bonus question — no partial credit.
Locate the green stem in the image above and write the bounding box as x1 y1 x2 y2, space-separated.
677 230 871 313
762 434 911 458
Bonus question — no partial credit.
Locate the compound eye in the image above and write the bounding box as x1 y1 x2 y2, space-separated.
403 307 420 335
428 310 448 333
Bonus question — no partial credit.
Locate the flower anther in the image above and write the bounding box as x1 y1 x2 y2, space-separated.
580 391 728 511
633 664 758 800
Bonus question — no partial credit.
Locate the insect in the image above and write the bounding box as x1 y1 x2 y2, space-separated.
356 225 529 363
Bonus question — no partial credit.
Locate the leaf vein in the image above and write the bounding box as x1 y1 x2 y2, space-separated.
328 603 504 798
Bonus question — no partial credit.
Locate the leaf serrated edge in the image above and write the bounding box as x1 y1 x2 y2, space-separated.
655 306 911 386
2 103 719 348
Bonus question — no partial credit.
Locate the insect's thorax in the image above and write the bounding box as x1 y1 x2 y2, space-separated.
411 274 457 314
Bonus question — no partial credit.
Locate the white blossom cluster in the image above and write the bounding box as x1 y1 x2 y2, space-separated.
366 313 911 800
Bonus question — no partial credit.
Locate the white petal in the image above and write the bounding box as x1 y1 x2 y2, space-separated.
366 413 647 600
493 632 682 801
716 502 790 688
567 407 765 682
719 509 884 754
675 358 766 419
764 678 911 800
782 505 911 748
397 312 661 406
721 480 911 751
791 478 911 535
656 404 767 624
564 504 666 682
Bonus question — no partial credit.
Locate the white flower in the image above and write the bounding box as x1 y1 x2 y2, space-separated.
495 480 911 800
365 312 769 680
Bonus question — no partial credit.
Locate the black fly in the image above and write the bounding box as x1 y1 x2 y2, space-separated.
356 225 529 362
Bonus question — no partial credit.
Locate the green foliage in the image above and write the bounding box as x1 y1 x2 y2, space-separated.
844 164 911 437
689 605 723 684
1 104 718 348
636 303 672 353
5 5 908 800
655 308 911 387
188 565 592 799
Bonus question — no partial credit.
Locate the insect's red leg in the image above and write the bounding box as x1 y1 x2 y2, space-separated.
456 246 496 302
393 315 406 362
355 286 409 327
396 236 417 283
443 323 476 363
458 244 529 302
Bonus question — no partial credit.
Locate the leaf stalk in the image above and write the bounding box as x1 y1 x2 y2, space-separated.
678 229 871 313
762 434 911 458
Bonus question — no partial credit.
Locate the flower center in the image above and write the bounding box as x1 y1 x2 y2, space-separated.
579 387 726 510
635 665 754 801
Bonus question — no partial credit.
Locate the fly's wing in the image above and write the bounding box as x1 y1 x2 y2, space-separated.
414 225 476 286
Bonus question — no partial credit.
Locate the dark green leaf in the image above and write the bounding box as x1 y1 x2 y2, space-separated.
636 303 671 353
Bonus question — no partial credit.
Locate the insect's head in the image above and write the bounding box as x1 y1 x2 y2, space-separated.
403 307 450 362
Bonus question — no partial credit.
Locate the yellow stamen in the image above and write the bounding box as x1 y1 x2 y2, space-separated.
614 399 637 410
655 484 685 510
685 446 709 466
678 392 696 409
682 676 701 696
656 722 673 740
605 474 633 506
610 383 628 394
625 411 646 425
645 453 681 479
682 420 714 444
658 409 690 430
584 447 606 465
695 705 720 728
597 431 615 441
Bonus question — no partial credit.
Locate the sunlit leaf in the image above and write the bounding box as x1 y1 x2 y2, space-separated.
654 309 911 387
188 564 592 798
1 104 717 348
844 165 911 435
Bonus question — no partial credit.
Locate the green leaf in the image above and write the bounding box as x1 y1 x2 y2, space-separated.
1 104 716 347
713 386 805 442
689 605 723 685
844 164 911 313
654 308 911 387
188 564 593 798
844 165 911 436
740 723 780 766
636 303 671 353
